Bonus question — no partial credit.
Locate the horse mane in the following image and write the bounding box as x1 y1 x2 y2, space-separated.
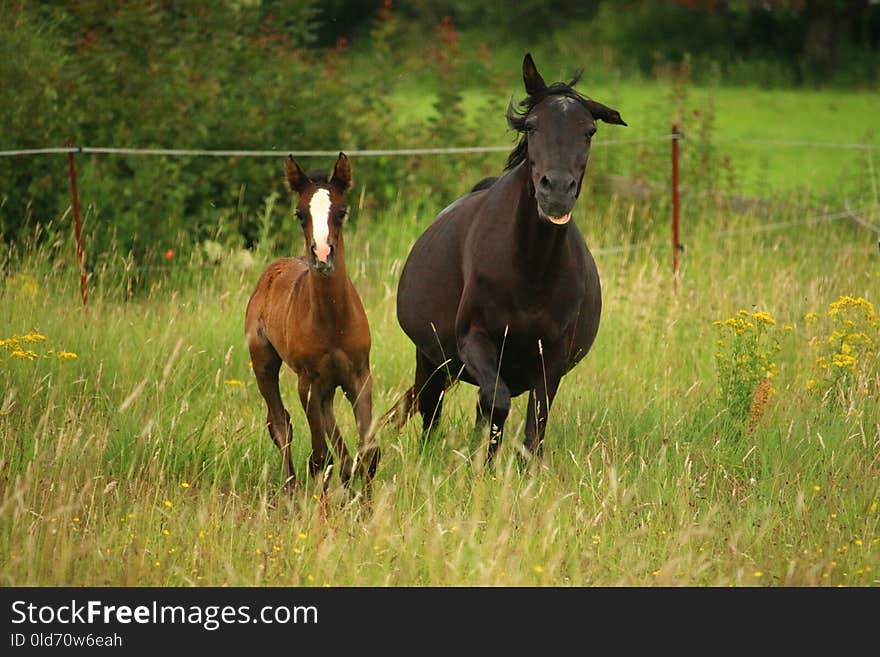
504 69 586 171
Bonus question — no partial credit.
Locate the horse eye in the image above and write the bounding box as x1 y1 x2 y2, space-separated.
337 208 348 222
295 209 306 223
586 126 597 139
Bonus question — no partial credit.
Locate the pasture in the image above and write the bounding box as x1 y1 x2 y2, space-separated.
1 81 879 587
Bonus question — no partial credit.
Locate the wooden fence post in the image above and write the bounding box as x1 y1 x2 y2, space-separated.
671 124 682 291
66 143 88 308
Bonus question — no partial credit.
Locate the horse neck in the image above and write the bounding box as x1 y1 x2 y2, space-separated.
511 163 570 270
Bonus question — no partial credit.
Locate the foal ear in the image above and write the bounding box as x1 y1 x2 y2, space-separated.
284 155 311 194
585 100 628 127
522 52 547 96
330 151 352 192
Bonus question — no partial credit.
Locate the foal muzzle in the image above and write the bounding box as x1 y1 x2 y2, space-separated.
311 243 335 273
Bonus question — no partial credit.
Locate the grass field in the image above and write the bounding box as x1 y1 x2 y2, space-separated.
2 72 879 586
2 183 878 586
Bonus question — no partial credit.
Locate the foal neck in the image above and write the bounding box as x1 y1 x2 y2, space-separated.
304 240 353 317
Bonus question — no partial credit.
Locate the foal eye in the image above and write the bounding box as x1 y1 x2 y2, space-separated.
336 207 348 222
295 209 306 223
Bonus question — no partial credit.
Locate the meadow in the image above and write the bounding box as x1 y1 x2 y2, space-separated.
1 79 879 587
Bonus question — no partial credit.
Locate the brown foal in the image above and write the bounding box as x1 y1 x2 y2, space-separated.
244 152 379 491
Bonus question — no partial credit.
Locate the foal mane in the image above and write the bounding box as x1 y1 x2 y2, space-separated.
306 170 330 184
504 69 586 171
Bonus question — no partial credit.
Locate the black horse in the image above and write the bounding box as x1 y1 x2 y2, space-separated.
387 53 626 463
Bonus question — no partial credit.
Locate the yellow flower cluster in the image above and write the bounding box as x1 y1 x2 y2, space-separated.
712 309 777 336
712 309 782 426
0 332 78 363
811 295 878 390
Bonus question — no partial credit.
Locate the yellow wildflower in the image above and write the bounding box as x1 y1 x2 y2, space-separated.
20 331 47 343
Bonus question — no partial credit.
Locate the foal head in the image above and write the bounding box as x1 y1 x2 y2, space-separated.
506 53 626 225
284 152 352 274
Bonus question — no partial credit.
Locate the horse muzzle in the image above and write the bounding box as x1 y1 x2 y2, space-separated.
537 195 575 225
535 173 577 225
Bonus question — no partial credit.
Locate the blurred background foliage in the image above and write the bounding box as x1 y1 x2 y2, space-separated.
1 0 878 261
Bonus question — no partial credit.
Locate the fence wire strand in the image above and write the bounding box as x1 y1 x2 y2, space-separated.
0 135 682 159
3 134 877 281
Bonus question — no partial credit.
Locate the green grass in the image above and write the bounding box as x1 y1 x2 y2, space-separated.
2 180 878 585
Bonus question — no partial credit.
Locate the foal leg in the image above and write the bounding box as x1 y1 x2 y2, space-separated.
458 327 510 464
248 337 296 490
343 368 381 484
297 377 332 487
321 396 354 488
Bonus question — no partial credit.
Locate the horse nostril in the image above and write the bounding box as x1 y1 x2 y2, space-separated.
539 175 550 189
568 179 577 194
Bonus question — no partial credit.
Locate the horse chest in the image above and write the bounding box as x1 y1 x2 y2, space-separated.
476 271 584 345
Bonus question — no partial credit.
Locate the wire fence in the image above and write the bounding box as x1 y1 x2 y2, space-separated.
26 202 880 275
0 135 677 159
2 133 878 300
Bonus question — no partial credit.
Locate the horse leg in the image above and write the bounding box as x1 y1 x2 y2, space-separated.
248 336 296 490
473 397 487 432
297 377 332 488
414 350 449 437
343 368 381 486
523 373 561 463
458 328 510 464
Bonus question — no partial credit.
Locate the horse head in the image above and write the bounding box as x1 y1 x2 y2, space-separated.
507 53 626 225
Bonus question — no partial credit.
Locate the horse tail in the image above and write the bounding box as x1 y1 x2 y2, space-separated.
379 386 417 430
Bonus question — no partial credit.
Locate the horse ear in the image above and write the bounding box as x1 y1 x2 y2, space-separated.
522 52 547 95
284 155 310 193
330 151 352 192
585 100 628 126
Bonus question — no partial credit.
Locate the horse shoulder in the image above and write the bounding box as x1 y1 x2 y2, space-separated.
246 258 305 329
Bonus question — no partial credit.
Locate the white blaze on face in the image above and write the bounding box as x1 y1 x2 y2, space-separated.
309 188 332 262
